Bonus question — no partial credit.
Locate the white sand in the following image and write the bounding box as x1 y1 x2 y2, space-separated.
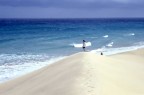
0 49 144 95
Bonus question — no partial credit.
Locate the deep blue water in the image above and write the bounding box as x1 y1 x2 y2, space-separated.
0 18 144 82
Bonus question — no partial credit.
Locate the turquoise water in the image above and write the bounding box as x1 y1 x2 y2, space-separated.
0 18 144 82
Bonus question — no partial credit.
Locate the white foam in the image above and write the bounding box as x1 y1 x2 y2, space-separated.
0 54 65 83
106 42 114 47
90 44 144 56
72 42 92 48
129 33 135 36
125 33 135 36
103 35 109 38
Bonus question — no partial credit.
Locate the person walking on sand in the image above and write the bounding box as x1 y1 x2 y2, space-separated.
82 40 86 52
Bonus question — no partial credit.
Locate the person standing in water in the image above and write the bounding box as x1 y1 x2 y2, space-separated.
82 40 86 51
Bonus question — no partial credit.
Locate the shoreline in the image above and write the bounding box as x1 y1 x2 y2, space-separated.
0 48 144 95
0 48 144 83
1 46 143 84
0 47 142 84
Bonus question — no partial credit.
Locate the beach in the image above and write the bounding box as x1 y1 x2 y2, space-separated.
0 48 144 95
1 19 144 83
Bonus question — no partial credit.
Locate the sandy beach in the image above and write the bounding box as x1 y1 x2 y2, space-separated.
0 48 144 95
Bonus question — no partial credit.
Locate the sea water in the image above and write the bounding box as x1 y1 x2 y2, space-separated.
0 18 144 83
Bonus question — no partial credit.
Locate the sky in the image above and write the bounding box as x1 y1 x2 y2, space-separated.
0 0 144 18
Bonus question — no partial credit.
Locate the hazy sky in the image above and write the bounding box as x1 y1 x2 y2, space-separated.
0 0 144 18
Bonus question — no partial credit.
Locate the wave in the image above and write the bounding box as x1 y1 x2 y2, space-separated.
103 35 109 38
0 54 65 83
125 33 135 36
106 42 113 47
71 42 92 48
90 44 144 55
134 42 144 46
129 33 135 36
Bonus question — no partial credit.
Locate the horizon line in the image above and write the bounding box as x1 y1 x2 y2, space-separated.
0 17 144 20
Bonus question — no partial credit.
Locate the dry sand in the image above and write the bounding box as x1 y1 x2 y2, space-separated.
0 49 144 95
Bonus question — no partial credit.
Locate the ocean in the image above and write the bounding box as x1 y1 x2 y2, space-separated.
0 18 144 83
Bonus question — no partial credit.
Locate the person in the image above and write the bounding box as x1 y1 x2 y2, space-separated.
82 40 86 51
101 52 103 55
